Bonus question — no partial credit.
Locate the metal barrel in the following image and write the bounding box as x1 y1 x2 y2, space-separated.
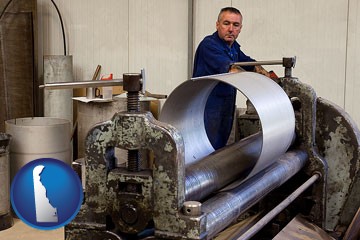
5 117 71 181
185 133 262 201
202 150 308 239
0 133 13 230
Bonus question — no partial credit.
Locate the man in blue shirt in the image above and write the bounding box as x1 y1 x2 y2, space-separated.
193 7 269 150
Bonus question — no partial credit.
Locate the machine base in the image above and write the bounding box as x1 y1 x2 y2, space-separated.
0 213 14 231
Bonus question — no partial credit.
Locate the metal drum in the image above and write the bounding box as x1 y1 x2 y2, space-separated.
0 133 13 230
5 117 71 181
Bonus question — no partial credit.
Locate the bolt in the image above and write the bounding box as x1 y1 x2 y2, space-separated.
123 73 142 112
123 73 142 171
183 201 202 216
120 204 138 225
127 150 141 172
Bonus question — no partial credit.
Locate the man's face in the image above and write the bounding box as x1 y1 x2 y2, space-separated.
216 11 242 46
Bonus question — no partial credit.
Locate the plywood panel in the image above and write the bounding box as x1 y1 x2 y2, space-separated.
345 0 360 127
128 0 189 95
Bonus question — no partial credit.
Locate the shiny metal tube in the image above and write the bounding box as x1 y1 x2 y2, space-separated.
232 60 283 67
185 133 262 201
43 55 73 125
202 150 308 239
39 79 123 90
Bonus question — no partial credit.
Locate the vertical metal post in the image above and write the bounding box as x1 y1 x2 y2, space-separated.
283 57 296 78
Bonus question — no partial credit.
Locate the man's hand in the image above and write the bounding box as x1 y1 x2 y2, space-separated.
230 64 279 83
229 65 246 73
254 65 271 78
255 66 280 83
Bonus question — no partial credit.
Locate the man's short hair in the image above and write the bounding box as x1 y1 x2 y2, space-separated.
218 7 242 21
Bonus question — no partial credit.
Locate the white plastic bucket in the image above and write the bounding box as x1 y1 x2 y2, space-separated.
5 117 71 181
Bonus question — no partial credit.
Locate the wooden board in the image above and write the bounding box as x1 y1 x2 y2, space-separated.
274 215 335 240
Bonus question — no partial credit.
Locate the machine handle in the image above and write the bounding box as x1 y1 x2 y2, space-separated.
39 79 123 90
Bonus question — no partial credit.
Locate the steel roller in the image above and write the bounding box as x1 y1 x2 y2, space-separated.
160 72 296 181
185 132 262 201
203 150 308 238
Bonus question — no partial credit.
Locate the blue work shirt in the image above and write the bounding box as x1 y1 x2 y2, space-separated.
193 32 255 150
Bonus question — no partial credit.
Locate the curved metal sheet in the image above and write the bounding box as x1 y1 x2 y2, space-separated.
159 72 295 178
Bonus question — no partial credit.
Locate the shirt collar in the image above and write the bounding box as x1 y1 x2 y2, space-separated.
212 31 241 49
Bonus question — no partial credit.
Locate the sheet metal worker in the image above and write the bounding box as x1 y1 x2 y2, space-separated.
193 6 269 150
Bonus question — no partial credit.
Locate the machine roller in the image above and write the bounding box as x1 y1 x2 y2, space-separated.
65 58 360 239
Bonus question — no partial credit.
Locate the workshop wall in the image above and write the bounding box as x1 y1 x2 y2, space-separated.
37 0 190 96
345 0 360 129
194 0 360 128
38 0 360 127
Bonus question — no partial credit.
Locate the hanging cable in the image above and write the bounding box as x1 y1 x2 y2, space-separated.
50 0 67 55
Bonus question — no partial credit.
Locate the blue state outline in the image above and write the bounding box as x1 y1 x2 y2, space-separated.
10 158 83 230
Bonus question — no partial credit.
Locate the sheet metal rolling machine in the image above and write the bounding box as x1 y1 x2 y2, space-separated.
64 58 360 240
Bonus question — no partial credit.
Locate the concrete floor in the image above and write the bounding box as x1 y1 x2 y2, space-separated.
0 218 64 240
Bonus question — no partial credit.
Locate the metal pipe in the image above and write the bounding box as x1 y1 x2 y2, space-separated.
43 55 73 125
236 173 320 240
202 150 308 239
232 57 296 69
39 79 123 90
185 133 262 201
232 60 283 67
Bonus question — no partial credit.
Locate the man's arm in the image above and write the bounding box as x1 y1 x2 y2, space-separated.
193 38 235 77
